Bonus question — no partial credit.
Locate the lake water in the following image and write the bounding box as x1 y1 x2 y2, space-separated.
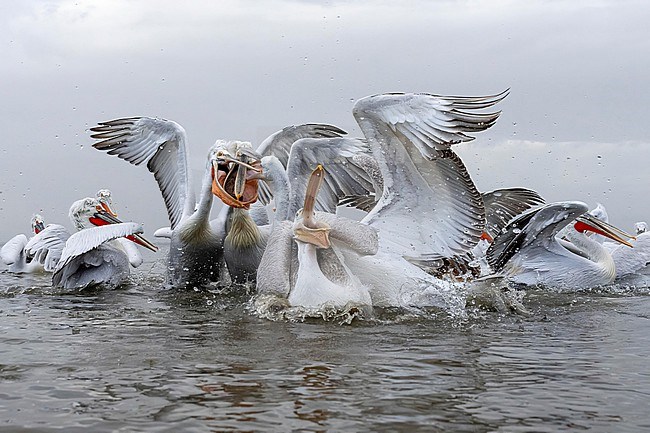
2 245 650 432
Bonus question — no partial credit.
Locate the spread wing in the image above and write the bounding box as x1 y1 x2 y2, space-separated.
486 202 587 272
24 224 71 271
353 91 508 259
90 117 194 229
55 223 144 272
285 137 376 217
255 123 348 205
1 234 29 266
482 187 545 239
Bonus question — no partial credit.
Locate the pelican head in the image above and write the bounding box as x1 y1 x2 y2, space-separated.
209 140 262 209
293 165 331 249
95 189 118 216
69 197 158 252
574 214 635 247
588 202 609 223
31 214 45 234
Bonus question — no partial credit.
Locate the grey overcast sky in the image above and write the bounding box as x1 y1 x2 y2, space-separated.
1 0 648 242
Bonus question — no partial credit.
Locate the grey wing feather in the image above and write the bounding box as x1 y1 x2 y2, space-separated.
256 123 348 206
286 137 376 216
353 91 507 259
482 188 545 239
24 224 71 271
256 123 348 167
90 117 193 229
56 223 144 272
337 153 383 212
354 90 508 158
486 202 587 272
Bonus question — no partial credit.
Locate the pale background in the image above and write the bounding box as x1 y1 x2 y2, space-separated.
1 0 648 243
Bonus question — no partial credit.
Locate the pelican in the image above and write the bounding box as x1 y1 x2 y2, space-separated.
24 197 158 289
486 201 634 290
89 188 149 268
209 125 374 285
0 188 126 275
90 117 247 289
256 165 375 316
252 91 519 313
1 214 47 273
609 229 650 287
587 205 649 287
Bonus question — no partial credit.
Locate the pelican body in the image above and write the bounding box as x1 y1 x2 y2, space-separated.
252 90 520 314
25 197 157 290
91 117 229 289
257 166 376 314
487 201 634 290
1 214 46 274
210 125 374 286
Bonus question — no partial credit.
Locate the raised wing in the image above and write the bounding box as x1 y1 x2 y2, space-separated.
482 188 545 239
256 124 348 205
1 234 30 266
90 117 194 229
353 91 508 259
285 137 376 217
55 222 144 272
486 201 587 272
338 153 384 212
24 224 71 271
257 124 348 166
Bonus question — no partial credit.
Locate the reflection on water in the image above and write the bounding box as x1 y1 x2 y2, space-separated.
2 251 650 432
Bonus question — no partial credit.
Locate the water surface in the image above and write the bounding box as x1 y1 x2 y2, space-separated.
2 247 650 432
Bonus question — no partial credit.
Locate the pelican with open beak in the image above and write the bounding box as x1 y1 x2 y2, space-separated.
572 214 635 247
486 201 635 290
24 197 158 290
86 203 158 253
210 142 263 210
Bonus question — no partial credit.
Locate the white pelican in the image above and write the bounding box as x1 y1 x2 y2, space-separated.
255 91 515 312
91 119 358 287
586 205 649 286
588 206 649 286
90 118 242 289
90 188 149 268
1 214 47 273
609 230 650 287
256 165 375 315
209 125 374 285
0 187 125 275
24 197 158 290
486 201 634 290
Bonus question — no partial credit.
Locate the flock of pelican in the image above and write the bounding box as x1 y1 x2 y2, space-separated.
2 90 648 318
